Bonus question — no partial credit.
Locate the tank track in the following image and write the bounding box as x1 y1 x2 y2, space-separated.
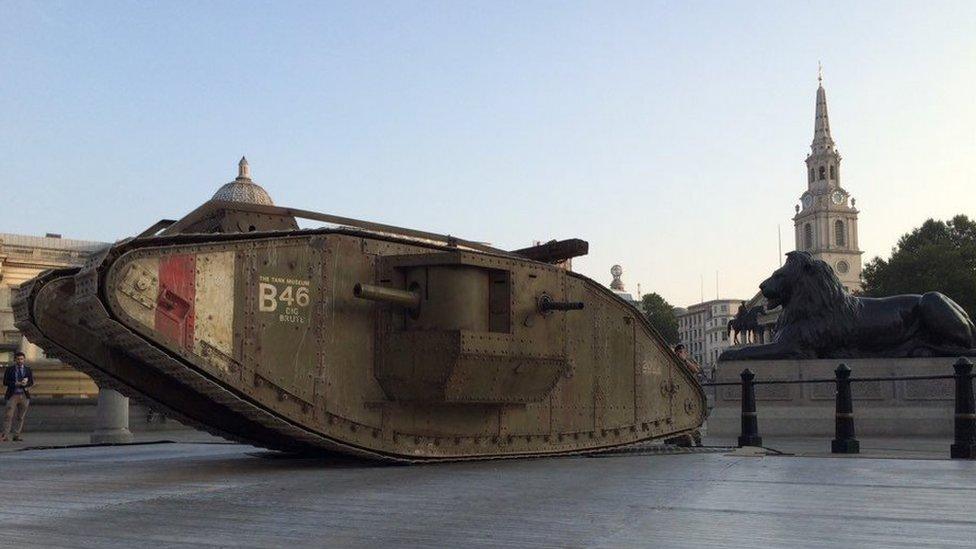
16 229 702 462
12 268 256 448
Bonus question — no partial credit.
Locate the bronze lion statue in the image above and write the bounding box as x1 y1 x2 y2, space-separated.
720 251 976 360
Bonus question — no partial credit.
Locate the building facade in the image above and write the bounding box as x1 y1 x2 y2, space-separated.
0 159 279 430
676 299 743 373
793 72 863 292
0 233 108 398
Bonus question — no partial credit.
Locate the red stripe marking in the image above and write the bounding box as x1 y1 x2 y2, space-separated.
155 254 196 351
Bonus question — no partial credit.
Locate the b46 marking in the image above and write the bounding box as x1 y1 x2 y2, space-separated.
258 276 311 323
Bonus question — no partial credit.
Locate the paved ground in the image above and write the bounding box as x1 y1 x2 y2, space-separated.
704 436 955 460
0 429 222 453
2 430 954 459
1 438 975 548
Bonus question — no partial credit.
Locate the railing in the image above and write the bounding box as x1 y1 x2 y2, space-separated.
701 357 976 459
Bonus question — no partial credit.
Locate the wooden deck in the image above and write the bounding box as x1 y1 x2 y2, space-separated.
1 442 974 547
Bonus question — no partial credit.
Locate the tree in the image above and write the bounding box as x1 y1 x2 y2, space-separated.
641 292 679 344
861 214 976 319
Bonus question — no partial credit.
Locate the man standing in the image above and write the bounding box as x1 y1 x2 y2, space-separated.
2 352 35 442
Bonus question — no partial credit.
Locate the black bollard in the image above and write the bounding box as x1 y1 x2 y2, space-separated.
737 368 763 447
950 357 976 459
831 364 860 454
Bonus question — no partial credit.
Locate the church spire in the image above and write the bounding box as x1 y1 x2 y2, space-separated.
811 66 835 154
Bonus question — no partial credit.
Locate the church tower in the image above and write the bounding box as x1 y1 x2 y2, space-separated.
793 70 863 292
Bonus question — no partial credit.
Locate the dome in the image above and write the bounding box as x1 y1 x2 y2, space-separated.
610 264 625 291
211 157 274 206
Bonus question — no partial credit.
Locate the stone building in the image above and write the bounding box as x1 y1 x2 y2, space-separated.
0 158 280 432
0 233 106 401
676 299 743 373
793 71 863 292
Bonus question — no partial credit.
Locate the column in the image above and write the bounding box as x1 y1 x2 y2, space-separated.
90 388 133 444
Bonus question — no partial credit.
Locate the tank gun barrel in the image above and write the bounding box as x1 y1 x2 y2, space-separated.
354 283 421 310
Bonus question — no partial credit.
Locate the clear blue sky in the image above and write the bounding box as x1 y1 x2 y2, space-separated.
2 1 973 306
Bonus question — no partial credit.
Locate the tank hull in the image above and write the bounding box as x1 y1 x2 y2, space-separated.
16 228 705 461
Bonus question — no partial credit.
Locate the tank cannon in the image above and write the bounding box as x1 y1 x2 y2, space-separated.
353 283 422 312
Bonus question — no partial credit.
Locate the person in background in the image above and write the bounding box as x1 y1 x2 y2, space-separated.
673 343 702 377
2 352 35 442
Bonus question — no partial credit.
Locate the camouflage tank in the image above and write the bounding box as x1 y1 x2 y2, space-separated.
14 159 705 461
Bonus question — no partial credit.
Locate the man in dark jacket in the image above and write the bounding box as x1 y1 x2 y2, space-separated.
2 351 35 442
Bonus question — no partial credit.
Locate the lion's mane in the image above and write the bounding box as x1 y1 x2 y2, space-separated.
773 252 860 353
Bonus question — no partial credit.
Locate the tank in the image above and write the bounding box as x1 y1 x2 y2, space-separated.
14 180 705 461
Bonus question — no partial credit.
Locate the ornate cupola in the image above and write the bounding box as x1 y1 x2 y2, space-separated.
610 264 625 291
211 157 275 206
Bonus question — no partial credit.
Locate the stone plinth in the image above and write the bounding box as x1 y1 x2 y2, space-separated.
708 357 961 437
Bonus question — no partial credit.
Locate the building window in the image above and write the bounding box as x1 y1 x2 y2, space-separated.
722 332 728 341
830 165 836 180
809 167 814 183
835 219 845 246
818 166 826 180
804 223 813 249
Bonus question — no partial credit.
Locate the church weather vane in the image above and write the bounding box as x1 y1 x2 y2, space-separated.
818 61 823 84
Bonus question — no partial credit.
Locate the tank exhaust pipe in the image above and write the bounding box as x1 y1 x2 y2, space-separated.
354 283 421 311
